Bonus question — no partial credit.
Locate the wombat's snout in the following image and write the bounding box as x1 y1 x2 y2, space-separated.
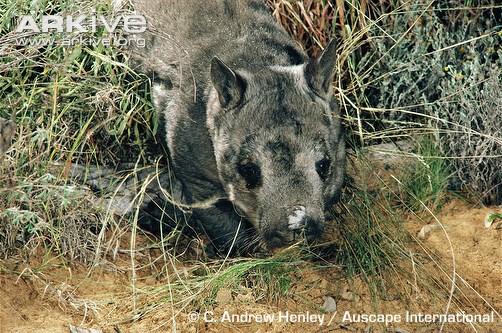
265 206 324 250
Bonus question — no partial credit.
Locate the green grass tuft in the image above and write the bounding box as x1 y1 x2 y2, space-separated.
403 136 452 212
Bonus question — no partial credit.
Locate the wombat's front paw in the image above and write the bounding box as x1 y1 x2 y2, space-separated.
0 117 16 154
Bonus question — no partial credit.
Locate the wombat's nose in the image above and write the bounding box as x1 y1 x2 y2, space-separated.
287 205 306 230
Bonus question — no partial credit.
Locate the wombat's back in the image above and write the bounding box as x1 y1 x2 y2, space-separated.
130 0 306 84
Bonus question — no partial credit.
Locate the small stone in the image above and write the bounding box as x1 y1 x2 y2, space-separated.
321 296 337 312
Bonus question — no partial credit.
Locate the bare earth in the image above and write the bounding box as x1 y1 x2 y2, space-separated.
1 200 501 333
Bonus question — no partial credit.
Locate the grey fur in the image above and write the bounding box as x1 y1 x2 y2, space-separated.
129 0 345 252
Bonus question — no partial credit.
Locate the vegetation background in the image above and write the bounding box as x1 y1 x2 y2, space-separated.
0 0 500 332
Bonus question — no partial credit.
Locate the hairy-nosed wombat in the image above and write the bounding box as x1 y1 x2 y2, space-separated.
128 0 345 253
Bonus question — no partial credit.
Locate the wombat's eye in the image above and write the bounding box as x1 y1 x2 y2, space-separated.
237 161 261 189
315 158 331 180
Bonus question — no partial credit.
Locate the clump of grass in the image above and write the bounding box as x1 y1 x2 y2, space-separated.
327 159 408 296
0 0 156 261
117 253 301 323
402 135 452 212
336 189 404 278
0 174 104 261
207 254 296 304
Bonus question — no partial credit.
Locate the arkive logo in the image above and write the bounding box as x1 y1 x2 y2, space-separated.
15 14 147 34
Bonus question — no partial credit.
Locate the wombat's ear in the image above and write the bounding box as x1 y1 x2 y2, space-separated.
210 57 246 108
305 39 337 97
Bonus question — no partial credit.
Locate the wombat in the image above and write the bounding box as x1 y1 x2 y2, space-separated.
128 0 345 253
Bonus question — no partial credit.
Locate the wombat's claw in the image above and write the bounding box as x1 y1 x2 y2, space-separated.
0 117 16 154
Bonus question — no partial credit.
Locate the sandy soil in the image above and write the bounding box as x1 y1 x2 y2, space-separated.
0 200 501 333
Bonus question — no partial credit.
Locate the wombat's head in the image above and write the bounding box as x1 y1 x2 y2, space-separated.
207 41 344 250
